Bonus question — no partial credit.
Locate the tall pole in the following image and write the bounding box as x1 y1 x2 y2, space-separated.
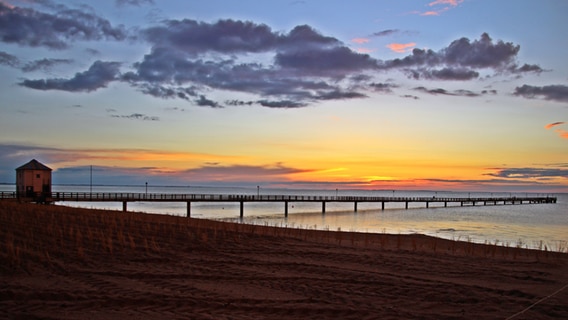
90 165 92 194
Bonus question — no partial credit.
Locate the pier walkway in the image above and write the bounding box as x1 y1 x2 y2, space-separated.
0 192 557 218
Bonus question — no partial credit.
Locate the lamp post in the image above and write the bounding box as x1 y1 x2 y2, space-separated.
145 182 148 195
257 185 259 197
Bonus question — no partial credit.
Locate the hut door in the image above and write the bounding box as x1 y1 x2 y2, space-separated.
26 186 34 197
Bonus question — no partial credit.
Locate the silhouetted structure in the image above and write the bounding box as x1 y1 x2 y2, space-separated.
16 159 52 201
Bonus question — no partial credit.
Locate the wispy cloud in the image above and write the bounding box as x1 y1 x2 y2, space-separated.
372 29 400 37
544 122 568 140
21 58 73 72
412 0 464 16
429 0 463 6
369 82 398 93
351 38 369 44
386 42 416 53
0 143 321 186
485 167 568 180
545 122 565 129
0 50 19 67
110 113 160 121
414 86 493 97
421 11 441 16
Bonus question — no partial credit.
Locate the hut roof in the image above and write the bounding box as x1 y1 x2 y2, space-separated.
16 159 52 171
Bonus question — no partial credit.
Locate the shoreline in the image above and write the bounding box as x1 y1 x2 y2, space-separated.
1 202 567 319
56 198 568 253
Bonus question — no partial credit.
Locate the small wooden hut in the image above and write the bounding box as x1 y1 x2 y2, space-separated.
16 159 52 200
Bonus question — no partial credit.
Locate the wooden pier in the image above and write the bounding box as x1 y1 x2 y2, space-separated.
0 192 557 218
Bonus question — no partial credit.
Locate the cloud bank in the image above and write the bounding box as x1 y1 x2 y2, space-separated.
0 2 555 109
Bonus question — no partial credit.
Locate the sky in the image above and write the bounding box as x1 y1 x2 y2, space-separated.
0 0 567 193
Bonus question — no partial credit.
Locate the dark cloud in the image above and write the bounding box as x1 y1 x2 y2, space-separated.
8 6 543 110
314 90 367 100
21 58 73 72
0 51 20 67
133 83 198 101
257 100 307 108
513 84 568 103
485 167 568 179
127 29 536 107
511 63 544 74
120 19 376 108
381 33 541 79
19 60 121 92
372 29 399 37
401 94 419 100
196 95 222 108
442 33 518 69
142 19 279 54
110 113 159 121
414 87 487 97
369 82 398 93
414 87 452 95
143 20 341 55
0 2 127 49
225 100 254 107
408 67 479 81
274 46 377 76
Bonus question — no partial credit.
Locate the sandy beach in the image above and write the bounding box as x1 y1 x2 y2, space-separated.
1 201 567 319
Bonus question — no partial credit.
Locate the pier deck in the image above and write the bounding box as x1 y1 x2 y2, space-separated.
0 192 557 218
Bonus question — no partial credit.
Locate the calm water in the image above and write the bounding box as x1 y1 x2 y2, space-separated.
2 184 566 251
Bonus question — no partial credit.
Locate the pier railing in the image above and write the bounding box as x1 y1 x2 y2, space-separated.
0 191 558 203
0 191 557 217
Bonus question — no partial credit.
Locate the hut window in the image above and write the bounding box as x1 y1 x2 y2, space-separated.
36 174 40 178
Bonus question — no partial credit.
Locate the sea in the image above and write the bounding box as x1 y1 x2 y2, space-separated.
2 184 566 251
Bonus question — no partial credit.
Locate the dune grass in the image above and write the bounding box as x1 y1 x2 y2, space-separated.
1 201 564 274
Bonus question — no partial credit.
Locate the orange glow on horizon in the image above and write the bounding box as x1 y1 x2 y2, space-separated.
557 129 568 139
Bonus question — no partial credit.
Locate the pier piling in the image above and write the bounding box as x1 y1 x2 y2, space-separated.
5 192 555 219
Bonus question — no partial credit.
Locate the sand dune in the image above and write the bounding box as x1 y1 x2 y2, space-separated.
1 201 567 319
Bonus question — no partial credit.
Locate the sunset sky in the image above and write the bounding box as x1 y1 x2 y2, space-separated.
1 0 567 192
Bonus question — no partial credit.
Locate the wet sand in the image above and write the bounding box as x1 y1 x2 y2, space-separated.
1 201 567 319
